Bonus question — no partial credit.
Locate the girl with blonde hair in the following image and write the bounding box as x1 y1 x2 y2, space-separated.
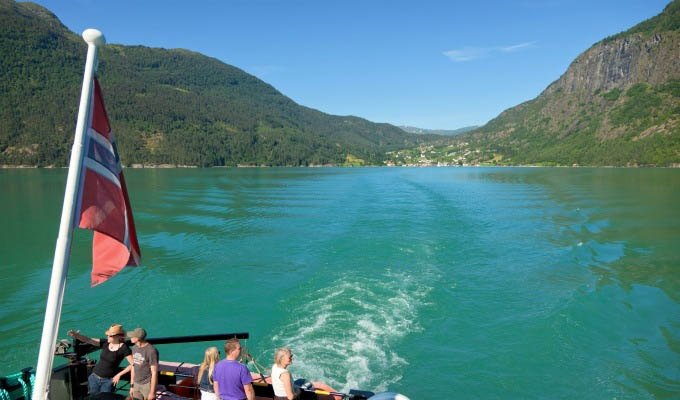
197 347 220 400
272 347 298 400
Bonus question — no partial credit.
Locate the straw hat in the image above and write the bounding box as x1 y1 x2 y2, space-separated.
104 324 125 336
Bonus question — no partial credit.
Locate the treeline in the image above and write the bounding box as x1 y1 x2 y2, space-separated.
459 80 680 166
0 0 436 167
444 0 680 167
601 0 680 44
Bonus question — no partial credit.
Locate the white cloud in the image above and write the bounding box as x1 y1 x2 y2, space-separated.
442 47 491 62
443 41 537 62
499 41 537 52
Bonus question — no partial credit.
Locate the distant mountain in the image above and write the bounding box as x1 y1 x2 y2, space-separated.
390 0 680 167
454 0 680 166
0 0 437 167
399 125 479 136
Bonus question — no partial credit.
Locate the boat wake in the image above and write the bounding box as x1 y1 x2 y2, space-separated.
264 269 432 393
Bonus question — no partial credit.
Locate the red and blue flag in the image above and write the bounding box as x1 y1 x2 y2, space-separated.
74 78 141 286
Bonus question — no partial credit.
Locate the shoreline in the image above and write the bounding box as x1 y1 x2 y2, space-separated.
2 164 679 169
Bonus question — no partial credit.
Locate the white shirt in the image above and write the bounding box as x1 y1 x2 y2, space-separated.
271 364 293 397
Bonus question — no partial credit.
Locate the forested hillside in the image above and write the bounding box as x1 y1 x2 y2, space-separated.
0 0 436 167
388 0 680 167
460 0 680 166
399 126 478 136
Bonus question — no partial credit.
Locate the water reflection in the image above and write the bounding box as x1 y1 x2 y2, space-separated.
474 167 680 397
1 167 678 398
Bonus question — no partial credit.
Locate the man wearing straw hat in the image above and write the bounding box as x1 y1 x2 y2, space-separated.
128 328 158 400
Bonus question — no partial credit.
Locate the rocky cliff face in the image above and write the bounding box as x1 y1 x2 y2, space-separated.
459 0 680 166
545 32 679 95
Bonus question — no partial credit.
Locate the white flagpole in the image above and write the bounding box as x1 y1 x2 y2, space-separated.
32 29 106 400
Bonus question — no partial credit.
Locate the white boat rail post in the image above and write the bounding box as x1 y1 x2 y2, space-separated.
32 29 106 400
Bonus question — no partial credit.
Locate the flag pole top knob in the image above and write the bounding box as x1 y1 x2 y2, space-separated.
82 29 106 47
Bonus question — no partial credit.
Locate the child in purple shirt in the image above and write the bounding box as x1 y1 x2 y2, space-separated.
213 339 254 400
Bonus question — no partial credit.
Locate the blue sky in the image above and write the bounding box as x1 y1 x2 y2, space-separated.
28 0 671 129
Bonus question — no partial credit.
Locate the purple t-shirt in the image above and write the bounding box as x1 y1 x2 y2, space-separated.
213 359 252 400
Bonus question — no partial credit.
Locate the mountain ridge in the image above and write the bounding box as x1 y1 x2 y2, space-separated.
453 0 680 166
0 0 437 167
399 125 479 137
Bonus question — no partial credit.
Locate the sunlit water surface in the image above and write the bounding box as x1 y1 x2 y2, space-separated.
0 167 678 399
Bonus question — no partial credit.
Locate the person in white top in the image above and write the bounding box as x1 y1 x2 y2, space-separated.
271 347 297 400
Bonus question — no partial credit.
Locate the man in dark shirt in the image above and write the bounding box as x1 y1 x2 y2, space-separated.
128 328 158 400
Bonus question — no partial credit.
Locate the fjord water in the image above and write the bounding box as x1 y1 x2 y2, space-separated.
1 168 679 399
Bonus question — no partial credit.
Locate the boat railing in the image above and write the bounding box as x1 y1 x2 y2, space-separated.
61 332 250 361
2 332 249 400
3 332 386 400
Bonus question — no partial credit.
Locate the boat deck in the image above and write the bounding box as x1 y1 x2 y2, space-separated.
152 361 343 400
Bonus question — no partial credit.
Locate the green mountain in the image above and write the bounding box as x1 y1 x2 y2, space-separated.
399 125 479 136
0 0 436 167
394 0 680 167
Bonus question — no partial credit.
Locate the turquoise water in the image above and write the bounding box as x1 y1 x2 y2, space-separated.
1 167 679 399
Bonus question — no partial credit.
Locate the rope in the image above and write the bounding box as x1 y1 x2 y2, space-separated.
247 353 269 377
18 376 30 400
238 343 269 383
0 372 28 400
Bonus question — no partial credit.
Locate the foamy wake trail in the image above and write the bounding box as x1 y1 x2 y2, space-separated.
267 270 432 393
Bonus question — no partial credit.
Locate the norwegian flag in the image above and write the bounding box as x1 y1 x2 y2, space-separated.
74 78 141 286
